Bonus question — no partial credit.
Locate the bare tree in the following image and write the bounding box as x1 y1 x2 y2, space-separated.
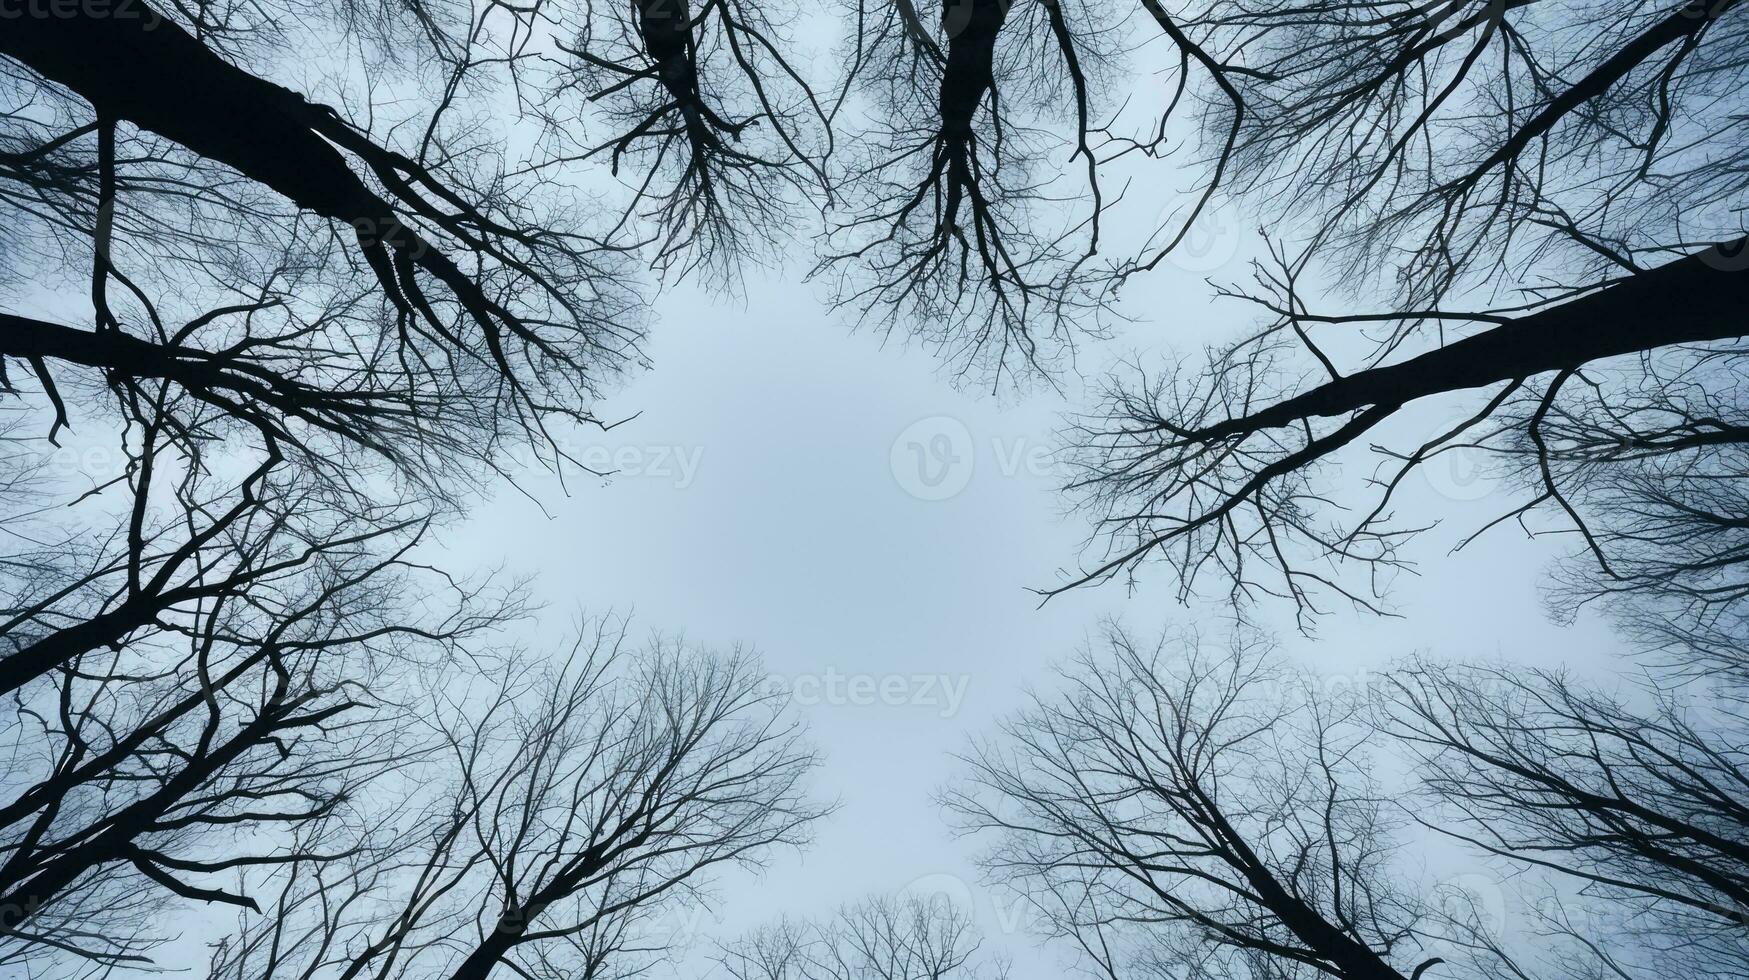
0 474 512 971
544 0 833 283
0 0 648 489
0 417 444 700
0 8 840 977
1385 658 1749 980
812 894 1001 980
815 0 1128 385
946 624 1456 980
13 5 1749 980
208 622 829 980
717 918 812 980
1050 1 1749 630
718 893 1004 980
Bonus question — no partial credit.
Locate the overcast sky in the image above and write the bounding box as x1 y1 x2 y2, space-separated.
0 8 1695 977
424 228 1629 976
21 49 1635 968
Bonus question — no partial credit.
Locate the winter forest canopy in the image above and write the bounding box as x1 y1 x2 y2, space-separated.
1 0 1747 978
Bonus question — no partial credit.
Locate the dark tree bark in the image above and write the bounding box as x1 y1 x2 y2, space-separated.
1198 238 1749 439
206 632 828 980
947 625 1453 980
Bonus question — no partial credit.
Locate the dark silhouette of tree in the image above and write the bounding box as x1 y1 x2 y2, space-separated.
1 5 838 976
946 624 1458 980
0 1 647 489
0 462 515 970
1384 659 1749 980
717 918 812 980
951 620 1749 980
1050 1 1749 629
8 3 1748 978
207 623 828 980
0 357 497 703
545 0 833 283
718 893 1005 980
815 0 1126 384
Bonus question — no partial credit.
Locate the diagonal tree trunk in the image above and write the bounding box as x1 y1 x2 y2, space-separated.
0 11 382 225
1198 238 1749 441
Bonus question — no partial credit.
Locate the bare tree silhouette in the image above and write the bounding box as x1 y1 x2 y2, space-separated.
815 0 1128 385
7 4 1748 979
1385 658 1749 979
946 624 1457 980
0 460 515 969
209 623 828 980
718 893 1005 980
545 0 834 282
1 0 647 488
1051 1 1749 630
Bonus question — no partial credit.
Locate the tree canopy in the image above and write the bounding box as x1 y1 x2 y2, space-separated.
4 1 1748 978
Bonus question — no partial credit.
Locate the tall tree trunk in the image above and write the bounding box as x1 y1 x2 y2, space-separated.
1203 238 1749 440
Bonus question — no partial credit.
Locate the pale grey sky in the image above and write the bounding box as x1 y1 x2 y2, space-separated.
0 8 1672 978
19 103 1632 977
429 249 1629 976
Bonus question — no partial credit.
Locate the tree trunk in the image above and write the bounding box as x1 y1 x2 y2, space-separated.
1206 239 1749 439
0 8 380 222
0 595 190 698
